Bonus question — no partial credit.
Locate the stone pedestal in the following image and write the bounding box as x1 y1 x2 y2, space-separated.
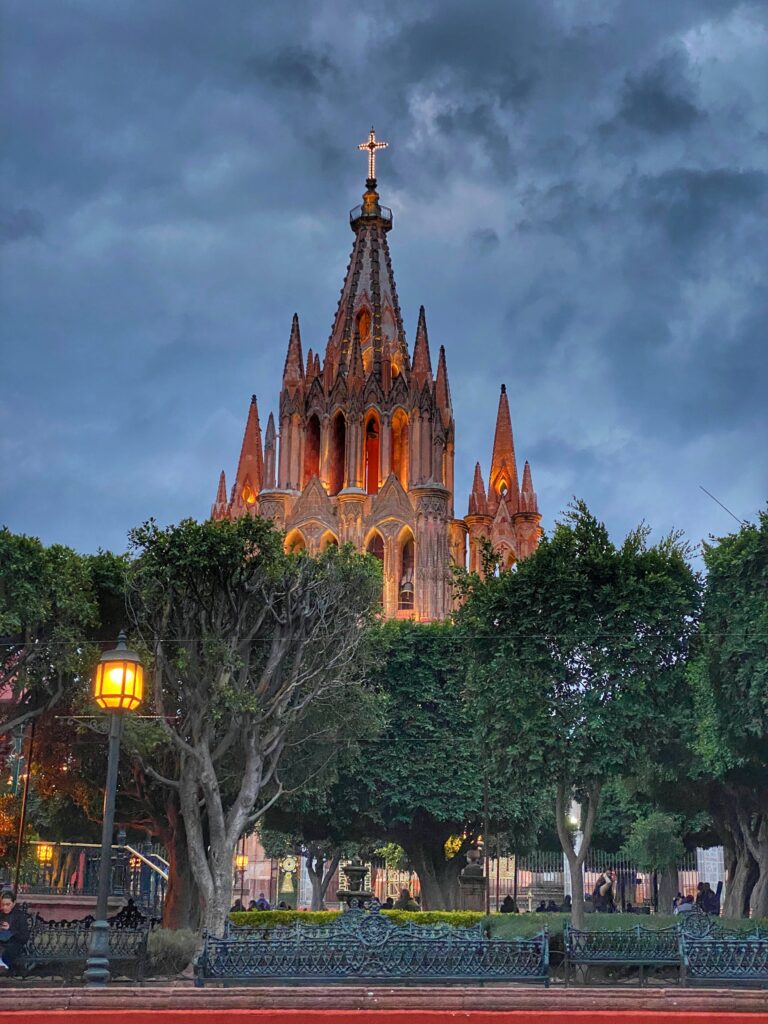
458 848 487 912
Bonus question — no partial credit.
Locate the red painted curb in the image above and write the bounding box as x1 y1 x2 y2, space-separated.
1 1013 767 1024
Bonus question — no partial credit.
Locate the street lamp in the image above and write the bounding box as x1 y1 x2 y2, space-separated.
84 631 143 986
235 852 248 905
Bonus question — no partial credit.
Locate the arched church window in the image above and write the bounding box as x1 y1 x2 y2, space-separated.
364 414 380 495
398 535 415 611
303 414 321 486
329 412 346 496
390 409 409 490
285 530 306 554
366 532 384 562
356 307 371 343
241 482 257 505
366 531 385 606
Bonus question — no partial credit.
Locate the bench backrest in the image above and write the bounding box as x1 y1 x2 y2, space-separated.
565 922 680 961
21 904 149 960
681 934 768 980
203 903 548 980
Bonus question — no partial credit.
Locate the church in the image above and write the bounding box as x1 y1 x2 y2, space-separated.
211 131 542 620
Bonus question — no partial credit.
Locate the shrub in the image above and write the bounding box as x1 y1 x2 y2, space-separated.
229 909 486 931
147 928 198 976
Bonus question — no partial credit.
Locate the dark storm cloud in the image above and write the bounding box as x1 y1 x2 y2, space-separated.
617 55 704 134
1 0 766 559
0 208 45 244
245 46 340 93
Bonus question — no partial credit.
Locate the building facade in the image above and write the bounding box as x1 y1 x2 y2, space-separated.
212 155 542 619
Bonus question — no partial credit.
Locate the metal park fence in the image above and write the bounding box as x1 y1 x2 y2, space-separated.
8 840 168 918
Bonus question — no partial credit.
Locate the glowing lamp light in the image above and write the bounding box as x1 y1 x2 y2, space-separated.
235 853 249 871
37 842 54 864
93 632 144 712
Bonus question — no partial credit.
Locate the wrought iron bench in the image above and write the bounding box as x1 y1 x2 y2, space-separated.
564 908 763 986
14 903 151 980
680 933 768 988
196 901 549 986
564 920 680 986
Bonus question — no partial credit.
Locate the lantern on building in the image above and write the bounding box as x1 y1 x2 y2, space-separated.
36 842 54 865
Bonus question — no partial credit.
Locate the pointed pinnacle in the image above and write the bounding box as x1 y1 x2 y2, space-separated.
435 344 451 413
489 384 519 508
233 395 264 501
265 411 276 444
412 305 433 387
468 461 489 516
216 469 227 505
283 313 304 388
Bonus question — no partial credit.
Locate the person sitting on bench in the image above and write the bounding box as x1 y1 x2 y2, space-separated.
0 891 29 974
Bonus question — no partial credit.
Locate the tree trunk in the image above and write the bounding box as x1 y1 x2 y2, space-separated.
405 836 464 910
743 815 768 919
162 812 201 931
658 864 678 917
555 779 601 930
200 854 234 936
734 803 768 920
722 821 757 919
306 851 341 911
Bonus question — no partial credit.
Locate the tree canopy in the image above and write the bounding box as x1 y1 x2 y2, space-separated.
458 501 700 925
689 509 768 916
127 515 381 933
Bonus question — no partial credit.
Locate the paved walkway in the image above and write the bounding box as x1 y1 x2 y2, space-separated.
0 986 766 1022
2 1012 767 1024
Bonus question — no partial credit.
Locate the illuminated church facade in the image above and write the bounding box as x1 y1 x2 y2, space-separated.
212 132 541 620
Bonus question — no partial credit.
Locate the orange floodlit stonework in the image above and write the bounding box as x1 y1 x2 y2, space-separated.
212 134 542 620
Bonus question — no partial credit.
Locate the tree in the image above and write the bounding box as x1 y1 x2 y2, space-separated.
459 502 700 927
0 529 125 734
352 620 543 910
623 812 685 914
690 510 768 917
127 516 380 935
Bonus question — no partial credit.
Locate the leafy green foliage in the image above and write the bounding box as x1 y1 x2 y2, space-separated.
147 928 199 975
127 514 382 934
622 811 685 872
0 529 128 731
687 510 768 916
691 509 768 775
229 909 488 930
458 501 700 925
460 502 700 789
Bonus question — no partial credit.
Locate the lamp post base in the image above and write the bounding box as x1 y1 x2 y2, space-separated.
84 919 111 986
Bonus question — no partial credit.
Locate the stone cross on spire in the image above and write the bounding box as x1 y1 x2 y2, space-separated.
358 127 388 182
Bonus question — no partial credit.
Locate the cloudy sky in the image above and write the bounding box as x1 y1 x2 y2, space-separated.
2 0 766 560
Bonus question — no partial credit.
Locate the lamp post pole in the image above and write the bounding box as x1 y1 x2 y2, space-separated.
84 712 124 985
83 630 143 987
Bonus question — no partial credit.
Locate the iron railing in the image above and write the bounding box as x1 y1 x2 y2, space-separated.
10 841 167 917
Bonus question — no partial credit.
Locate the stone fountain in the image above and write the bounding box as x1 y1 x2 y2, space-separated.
336 857 375 909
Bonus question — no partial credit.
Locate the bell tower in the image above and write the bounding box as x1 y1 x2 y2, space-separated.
211 131 541 615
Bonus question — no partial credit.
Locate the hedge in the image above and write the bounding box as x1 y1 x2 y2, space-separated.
229 909 486 930
229 909 768 943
